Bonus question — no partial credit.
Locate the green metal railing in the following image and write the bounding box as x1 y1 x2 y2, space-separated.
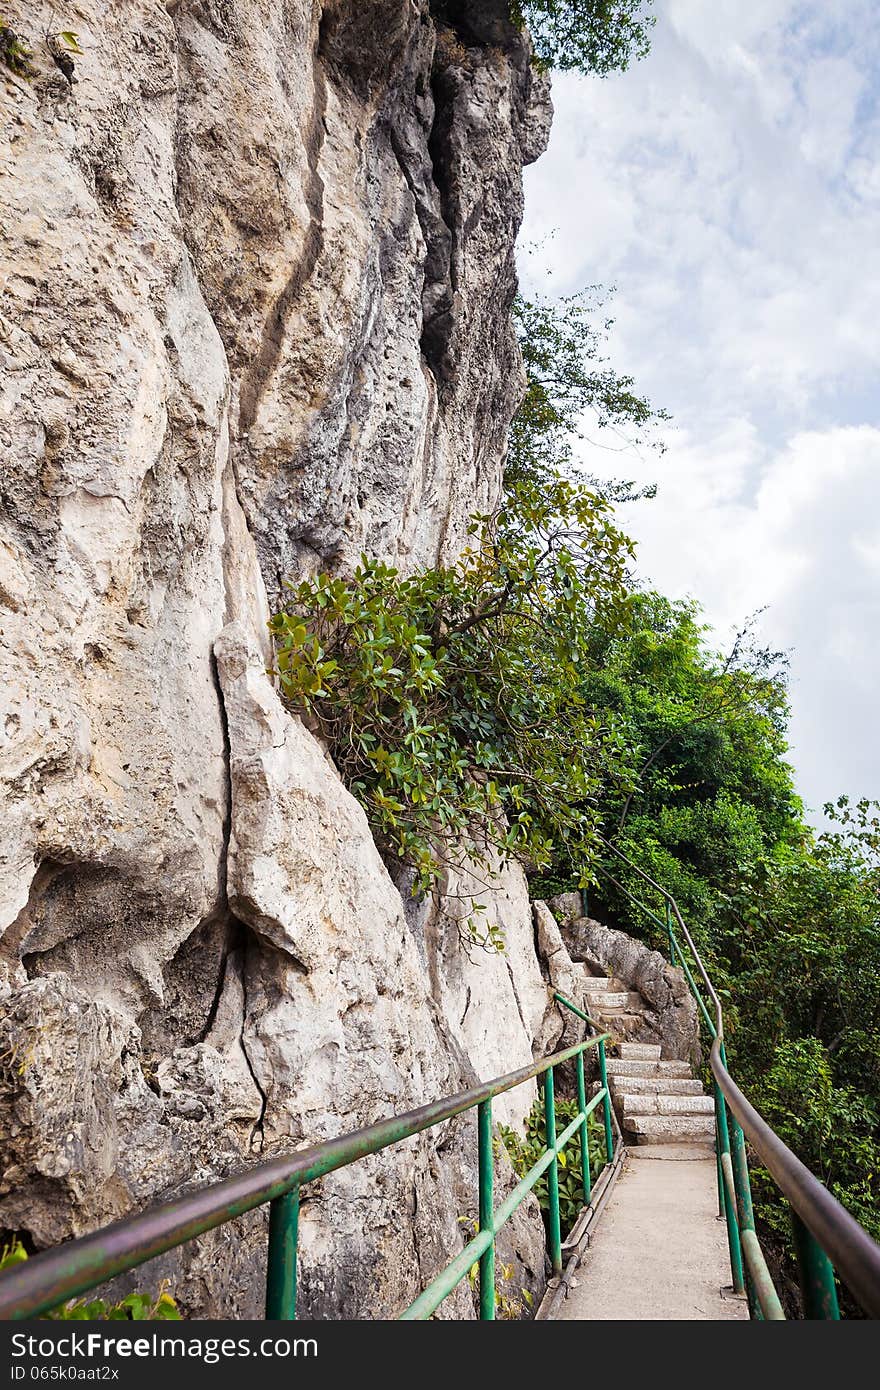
594 834 880 1320
0 1028 615 1323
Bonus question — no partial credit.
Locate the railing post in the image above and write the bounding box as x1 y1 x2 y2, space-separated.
575 1050 592 1205
665 901 676 965
477 1099 495 1320
720 1037 760 1317
714 1084 745 1295
715 1132 725 1219
711 1034 724 1220
265 1186 299 1320
729 1112 761 1319
791 1212 840 1319
597 1039 614 1163
544 1068 563 1274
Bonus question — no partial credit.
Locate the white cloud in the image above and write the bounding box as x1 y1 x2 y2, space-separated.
590 423 880 821
521 1 880 824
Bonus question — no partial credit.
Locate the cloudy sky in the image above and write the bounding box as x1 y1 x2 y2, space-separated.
520 0 880 828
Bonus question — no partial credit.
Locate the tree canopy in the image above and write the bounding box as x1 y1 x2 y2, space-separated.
570 595 880 1277
515 1 656 74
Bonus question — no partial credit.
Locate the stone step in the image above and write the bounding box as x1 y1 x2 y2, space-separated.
622 1093 715 1117
627 1144 715 1161
598 1013 656 1043
585 991 641 1012
618 1042 661 1060
609 1076 704 1096
625 1114 716 1144
583 976 612 990
606 1058 692 1079
584 989 629 1010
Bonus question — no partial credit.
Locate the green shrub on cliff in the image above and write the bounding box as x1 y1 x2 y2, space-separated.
0 16 34 76
271 472 634 927
270 286 663 938
515 0 655 74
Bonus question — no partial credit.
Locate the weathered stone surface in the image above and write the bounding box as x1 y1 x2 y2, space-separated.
545 890 583 926
169 0 552 592
530 899 606 1103
534 899 579 1002
0 0 552 1317
0 970 255 1240
400 855 555 1128
0 631 550 1316
549 908 701 1067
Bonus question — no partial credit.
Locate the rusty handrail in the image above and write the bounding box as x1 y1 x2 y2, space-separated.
0 1033 608 1321
711 1039 880 1319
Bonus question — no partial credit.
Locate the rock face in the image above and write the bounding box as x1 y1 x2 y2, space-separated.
0 0 552 1317
399 853 558 1129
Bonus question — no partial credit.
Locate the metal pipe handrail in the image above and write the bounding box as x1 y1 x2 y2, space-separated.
598 867 718 1036
550 993 604 1035
0 1032 609 1322
598 834 723 1037
717 1147 784 1319
552 992 617 1160
711 1039 880 1319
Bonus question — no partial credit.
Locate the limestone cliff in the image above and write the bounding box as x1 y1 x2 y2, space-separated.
0 0 556 1316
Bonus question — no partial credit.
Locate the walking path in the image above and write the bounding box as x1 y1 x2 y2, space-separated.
557 1149 748 1321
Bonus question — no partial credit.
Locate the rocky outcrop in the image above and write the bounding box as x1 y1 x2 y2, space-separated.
0 0 552 1317
533 899 590 1055
400 853 557 1128
547 902 701 1067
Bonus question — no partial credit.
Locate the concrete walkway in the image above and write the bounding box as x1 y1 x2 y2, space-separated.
557 1150 748 1321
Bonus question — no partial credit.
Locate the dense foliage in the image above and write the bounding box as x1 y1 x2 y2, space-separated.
499 1096 603 1235
514 1 656 74
566 595 880 1285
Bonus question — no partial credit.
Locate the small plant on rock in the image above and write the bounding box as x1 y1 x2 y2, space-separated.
0 16 34 76
0 1240 181 1320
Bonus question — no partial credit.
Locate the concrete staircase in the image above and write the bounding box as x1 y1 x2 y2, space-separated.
608 1044 715 1145
582 976 715 1148
580 972 649 1041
